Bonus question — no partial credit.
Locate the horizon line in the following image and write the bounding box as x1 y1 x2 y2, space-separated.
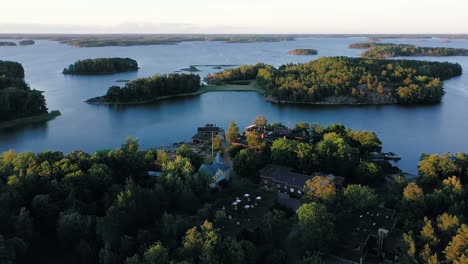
2 33 468 36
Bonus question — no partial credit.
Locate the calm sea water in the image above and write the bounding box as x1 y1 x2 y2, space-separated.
1 37 468 174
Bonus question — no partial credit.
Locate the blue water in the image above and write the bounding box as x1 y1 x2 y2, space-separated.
1 37 468 174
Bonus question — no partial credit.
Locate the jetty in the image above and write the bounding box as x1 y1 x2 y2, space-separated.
370 152 401 161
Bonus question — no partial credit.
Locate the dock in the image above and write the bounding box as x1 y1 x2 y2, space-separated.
370 152 401 161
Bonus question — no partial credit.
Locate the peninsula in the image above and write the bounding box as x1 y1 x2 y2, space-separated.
88 57 462 105
86 72 265 105
207 57 462 104
349 42 468 58
63 57 139 75
288 49 318 55
86 73 201 104
0 60 60 128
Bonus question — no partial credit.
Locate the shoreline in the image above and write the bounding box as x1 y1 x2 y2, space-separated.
0 111 61 129
264 97 399 105
85 83 265 105
63 69 139 76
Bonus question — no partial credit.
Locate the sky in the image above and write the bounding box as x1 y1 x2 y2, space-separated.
1 0 468 34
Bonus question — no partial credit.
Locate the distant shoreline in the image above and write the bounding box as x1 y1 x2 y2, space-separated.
2 34 468 48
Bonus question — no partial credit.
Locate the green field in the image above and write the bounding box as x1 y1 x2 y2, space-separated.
202 80 264 94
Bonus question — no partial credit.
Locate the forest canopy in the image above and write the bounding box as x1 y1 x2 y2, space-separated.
208 57 462 104
349 42 468 58
0 60 48 122
89 73 201 103
62 58 139 75
1 121 466 263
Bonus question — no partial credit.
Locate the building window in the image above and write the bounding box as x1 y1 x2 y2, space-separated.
290 188 294 192
276 184 280 188
298 190 302 194
264 180 268 184
284 185 287 189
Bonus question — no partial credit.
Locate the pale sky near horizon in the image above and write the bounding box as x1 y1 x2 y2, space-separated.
2 0 468 34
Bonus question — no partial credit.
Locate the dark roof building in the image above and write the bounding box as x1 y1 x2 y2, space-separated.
273 127 292 137
259 164 344 197
192 124 224 143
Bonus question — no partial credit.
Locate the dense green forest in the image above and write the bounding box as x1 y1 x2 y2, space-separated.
89 73 201 103
231 121 382 179
206 63 267 84
288 49 318 55
208 57 462 104
349 43 468 58
1 120 467 264
0 61 48 122
229 119 468 263
63 58 139 75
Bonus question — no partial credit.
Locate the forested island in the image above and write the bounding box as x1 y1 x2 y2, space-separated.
54 35 295 47
0 41 17 46
288 49 318 55
0 60 59 127
63 58 139 75
0 118 467 264
349 42 468 58
180 66 201 72
3 33 468 47
18 40 35 46
207 57 462 104
86 73 201 104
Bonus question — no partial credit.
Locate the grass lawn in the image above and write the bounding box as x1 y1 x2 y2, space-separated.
86 80 264 105
201 80 264 94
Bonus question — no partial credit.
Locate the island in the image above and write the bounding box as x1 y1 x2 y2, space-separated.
207 57 462 104
62 57 139 75
349 42 468 58
0 41 17 46
57 34 296 47
0 60 60 128
180 65 201 72
18 39 35 46
288 48 318 55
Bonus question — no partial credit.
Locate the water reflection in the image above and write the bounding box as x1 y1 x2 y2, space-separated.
0 37 468 174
